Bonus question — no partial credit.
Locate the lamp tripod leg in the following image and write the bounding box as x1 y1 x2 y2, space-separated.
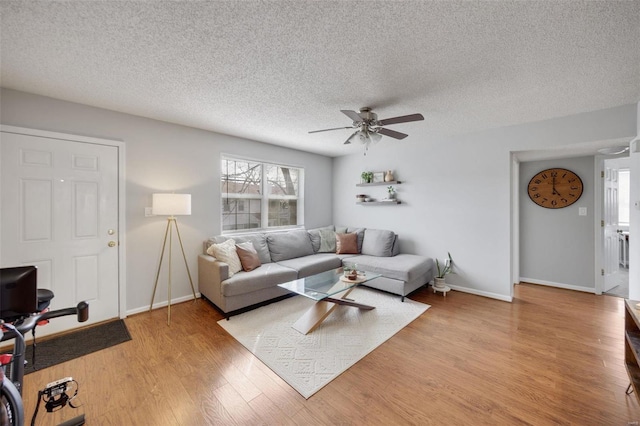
167 219 173 325
150 218 172 311
174 219 197 300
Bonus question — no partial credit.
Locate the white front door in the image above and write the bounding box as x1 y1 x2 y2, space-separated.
1 130 120 335
603 161 620 292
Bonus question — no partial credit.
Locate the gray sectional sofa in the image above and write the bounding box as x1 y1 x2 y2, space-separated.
198 226 434 316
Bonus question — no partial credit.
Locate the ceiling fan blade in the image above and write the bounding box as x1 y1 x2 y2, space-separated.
341 110 364 123
378 127 408 140
378 113 424 126
309 126 353 134
343 131 359 144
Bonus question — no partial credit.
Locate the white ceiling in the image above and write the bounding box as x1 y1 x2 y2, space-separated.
1 1 639 157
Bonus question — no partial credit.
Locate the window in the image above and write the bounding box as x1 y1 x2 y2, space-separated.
221 157 303 232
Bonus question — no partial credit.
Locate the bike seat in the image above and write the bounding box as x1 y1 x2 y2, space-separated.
37 289 54 311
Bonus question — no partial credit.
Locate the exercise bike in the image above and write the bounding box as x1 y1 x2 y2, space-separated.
1 268 89 426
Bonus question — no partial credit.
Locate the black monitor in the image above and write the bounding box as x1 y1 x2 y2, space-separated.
0 266 37 321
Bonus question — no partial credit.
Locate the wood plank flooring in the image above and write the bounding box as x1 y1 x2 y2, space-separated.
19 283 640 425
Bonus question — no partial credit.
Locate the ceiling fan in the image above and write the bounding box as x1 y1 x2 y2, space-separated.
309 107 424 148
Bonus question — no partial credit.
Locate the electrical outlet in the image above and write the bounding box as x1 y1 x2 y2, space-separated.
578 207 587 216
145 207 153 217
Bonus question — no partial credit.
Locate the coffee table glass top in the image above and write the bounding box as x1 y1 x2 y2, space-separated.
278 268 381 301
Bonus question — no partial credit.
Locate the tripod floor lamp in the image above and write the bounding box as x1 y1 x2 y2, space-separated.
150 193 197 325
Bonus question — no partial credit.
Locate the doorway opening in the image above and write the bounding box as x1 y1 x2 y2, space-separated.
602 157 630 298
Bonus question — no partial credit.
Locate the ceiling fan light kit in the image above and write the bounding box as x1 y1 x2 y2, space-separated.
310 107 424 153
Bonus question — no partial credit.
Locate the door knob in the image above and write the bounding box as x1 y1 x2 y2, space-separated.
108 241 117 247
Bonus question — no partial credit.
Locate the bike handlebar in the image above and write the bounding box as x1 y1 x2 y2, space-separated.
0 301 89 342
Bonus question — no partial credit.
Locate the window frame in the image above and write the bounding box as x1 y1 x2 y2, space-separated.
221 155 304 234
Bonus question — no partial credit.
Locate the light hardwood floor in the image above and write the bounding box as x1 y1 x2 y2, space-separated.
20 283 640 425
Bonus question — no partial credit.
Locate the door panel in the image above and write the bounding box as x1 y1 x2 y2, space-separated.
604 163 620 292
1 131 119 335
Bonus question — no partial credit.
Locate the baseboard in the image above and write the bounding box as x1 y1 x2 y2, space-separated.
127 292 201 316
519 278 595 294
446 284 513 302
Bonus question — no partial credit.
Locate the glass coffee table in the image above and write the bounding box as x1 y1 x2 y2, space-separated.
278 267 381 334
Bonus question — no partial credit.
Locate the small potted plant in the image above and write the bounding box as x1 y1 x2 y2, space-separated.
434 252 453 289
343 265 358 280
361 171 373 184
387 185 396 199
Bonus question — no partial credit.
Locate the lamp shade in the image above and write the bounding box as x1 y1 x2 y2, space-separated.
152 193 191 216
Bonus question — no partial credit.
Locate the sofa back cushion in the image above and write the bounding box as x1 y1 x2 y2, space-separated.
267 229 314 262
210 233 271 264
361 229 396 257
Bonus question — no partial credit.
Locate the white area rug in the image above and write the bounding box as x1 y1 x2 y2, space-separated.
218 287 429 398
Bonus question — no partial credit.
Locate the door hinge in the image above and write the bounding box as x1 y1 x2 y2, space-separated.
601 220 605 227
601 171 605 178
601 269 605 276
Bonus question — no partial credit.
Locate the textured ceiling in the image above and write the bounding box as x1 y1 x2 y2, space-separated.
1 1 639 157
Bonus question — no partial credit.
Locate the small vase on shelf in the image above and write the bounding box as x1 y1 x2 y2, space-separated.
384 170 394 182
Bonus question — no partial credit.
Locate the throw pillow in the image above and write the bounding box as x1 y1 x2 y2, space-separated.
336 232 358 254
318 229 336 253
206 238 242 276
235 241 261 272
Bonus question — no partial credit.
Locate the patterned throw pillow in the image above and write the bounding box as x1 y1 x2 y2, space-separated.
206 238 242 276
318 229 337 253
235 241 261 272
336 232 358 254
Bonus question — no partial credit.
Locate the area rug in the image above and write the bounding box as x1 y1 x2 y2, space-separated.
218 287 429 398
21 319 131 374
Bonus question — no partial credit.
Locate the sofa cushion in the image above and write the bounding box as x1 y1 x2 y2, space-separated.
267 229 314 262
308 226 334 252
336 232 358 254
318 229 336 253
207 239 242 276
221 263 298 297
277 254 342 278
211 233 271 264
344 254 433 282
236 241 261 272
361 229 395 257
392 234 400 256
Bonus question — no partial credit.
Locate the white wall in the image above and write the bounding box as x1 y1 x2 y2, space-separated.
0 88 334 312
519 157 595 291
333 104 637 301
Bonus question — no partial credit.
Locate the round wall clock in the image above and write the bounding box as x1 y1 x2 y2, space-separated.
527 168 583 209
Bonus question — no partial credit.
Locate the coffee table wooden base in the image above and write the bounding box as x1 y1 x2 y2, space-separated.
292 286 375 335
